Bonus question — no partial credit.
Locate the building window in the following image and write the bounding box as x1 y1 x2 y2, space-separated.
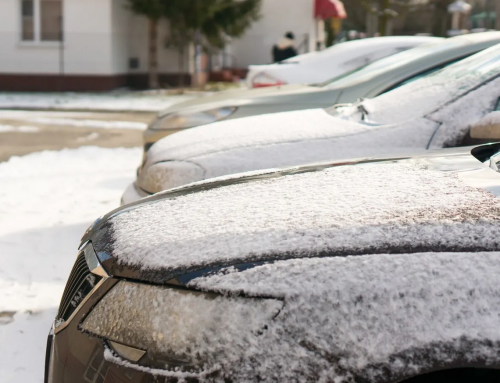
21 0 34 41
41 0 62 41
20 0 63 43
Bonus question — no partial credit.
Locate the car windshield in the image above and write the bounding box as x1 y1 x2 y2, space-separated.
352 43 500 124
318 39 466 88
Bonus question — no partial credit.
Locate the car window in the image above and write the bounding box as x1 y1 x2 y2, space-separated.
379 57 467 95
318 39 465 88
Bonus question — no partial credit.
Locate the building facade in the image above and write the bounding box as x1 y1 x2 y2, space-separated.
0 0 321 91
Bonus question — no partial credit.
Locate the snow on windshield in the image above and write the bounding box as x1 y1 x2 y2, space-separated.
109 161 500 272
335 44 500 124
321 38 465 87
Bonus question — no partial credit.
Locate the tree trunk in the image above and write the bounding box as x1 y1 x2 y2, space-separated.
148 18 160 89
432 0 452 37
496 0 500 30
378 0 390 36
178 46 185 88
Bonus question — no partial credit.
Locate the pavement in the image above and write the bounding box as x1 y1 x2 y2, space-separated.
0 110 154 162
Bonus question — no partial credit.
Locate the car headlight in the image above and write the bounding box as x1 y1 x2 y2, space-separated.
80 280 282 367
137 160 205 194
152 107 237 130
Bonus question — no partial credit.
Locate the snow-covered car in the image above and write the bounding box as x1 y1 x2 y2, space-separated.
141 32 500 158
48 143 500 383
246 35 439 88
122 42 500 204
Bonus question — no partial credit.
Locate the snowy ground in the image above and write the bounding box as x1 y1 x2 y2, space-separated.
0 147 141 383
0 91 195 112
0 110 150 130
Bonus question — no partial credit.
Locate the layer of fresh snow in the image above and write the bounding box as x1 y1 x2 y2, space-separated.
109 161 500 273
335 45 500 125
82 281 282 371
0 147 140 383
185 251 500 381
0 92 193 112
143 108 437 190
142 45 500 192
246 36 439 87
472 111 500 128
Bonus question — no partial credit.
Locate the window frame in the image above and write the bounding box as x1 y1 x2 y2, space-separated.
19 0 63 45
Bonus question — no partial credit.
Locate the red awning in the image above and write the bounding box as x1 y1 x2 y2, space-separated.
314 0 347 19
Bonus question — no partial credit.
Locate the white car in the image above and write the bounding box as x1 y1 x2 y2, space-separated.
122 44 500 204
246 36 441 88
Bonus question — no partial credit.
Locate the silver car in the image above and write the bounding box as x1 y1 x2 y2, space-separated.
122 42 500 204
142 32 500 155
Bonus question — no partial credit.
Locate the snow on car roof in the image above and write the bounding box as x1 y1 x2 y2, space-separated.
278 35 439 64
187 251 500 381
109 161 500 272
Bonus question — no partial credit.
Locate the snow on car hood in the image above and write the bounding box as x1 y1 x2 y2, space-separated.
183 251 500 382
144 109 437 190
108 160 500 274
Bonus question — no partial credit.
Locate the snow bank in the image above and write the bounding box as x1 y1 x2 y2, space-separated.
0 92 193 112
28 117 147 130
0 124 39 133
0 147 140 383
109 161 500 272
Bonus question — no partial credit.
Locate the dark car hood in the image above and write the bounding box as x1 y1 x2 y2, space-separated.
81 144 500 284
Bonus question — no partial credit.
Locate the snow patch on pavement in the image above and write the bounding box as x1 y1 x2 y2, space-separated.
0 124 39 133
29 117 147 130
0 92 193 112
0 146 140 383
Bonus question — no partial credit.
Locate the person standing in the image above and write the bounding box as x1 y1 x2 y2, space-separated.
272 32 298 63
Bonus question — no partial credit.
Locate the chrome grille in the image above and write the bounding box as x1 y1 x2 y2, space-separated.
57 251 102 322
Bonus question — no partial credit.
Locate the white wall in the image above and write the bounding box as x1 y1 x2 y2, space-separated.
0 0 116 75
0 0 318 78
228 0 317 67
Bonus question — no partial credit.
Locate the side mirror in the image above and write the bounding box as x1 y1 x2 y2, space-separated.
470 112 500 140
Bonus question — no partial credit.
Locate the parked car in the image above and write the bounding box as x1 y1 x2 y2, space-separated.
47 142 500 383
140 32 500 159
245 35 439 88
122 42 500 204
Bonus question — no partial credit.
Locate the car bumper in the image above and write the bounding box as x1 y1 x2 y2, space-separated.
121 182 151 206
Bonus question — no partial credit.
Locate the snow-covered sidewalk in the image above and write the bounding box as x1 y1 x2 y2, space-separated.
0 92 195 112
0 147 141 383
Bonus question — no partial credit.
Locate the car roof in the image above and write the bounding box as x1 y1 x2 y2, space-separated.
279 35 440 64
